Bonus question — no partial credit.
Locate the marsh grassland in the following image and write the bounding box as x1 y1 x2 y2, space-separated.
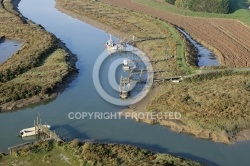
0 0 77 111
57 0 250 143
0 140 202 166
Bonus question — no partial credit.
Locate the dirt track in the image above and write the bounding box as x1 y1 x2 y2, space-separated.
100 0 250 67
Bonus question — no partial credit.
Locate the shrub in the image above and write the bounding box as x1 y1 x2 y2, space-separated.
165 0 176 5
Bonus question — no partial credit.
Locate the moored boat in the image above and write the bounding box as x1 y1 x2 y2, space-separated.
119 76 131 99
18 125 51 137
122 59 136 71
106 34 124 51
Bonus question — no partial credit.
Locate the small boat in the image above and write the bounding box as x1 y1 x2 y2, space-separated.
122 59 136 71
123 60 130 71
119 76 131 99
106 34 124 51
18 127 37 137
18 125 50 137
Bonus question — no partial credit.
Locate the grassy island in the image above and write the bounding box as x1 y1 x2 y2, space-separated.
0 0 78 111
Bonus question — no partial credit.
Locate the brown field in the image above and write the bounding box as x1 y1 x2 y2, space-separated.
100 0 250 67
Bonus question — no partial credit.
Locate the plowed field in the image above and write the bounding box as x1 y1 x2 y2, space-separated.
101 0 250 67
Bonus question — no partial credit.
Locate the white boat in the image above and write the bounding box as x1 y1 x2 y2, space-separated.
122 59 136 71
119 76 131 99
106 34 124 51
18 125 51 137
123 60 130 71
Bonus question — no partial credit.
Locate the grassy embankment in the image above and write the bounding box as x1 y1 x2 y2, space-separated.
132 0 250 141
57 0 250 143
57 0 197 77
0 0 77 111
0 140 202 166
135 0 250 26
148 71 250 134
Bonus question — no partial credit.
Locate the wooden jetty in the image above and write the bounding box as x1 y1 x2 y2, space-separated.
8 116 61 154
150 56 175 63
8 142 31 154
154 76 182 83
127 37 166 45
130 69 147 74
36 124 61 142
120 56 174 63
32 116 61 141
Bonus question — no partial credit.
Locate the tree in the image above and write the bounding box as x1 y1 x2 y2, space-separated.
175 0 189 8
187 0 229 13
216 0 229 14
165 0 176 5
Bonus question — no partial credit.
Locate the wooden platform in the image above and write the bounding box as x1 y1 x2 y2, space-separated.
36 124 61 142
8 142 31 154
